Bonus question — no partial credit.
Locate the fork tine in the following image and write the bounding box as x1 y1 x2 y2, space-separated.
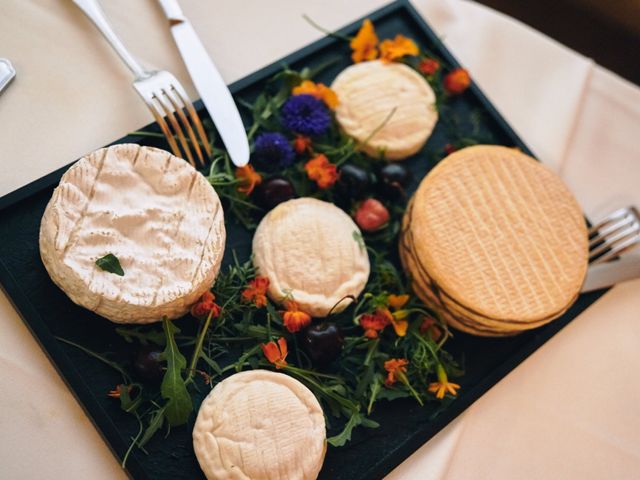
588 207 632 236
141 95 182 160
163 87 205 166
154 91 196 167
589 223 640 259
589 215 634 248
171 83 212 160
591 233 640 264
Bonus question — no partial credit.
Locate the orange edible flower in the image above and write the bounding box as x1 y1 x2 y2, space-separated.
261 337 288 369
379 34 419 62
191 291 222 319
304 154 339 189
428 363 461 399
241 276 270 308
418 57 440 75
235 164 262 195
384 358 409 386
359 309 391 338
292 80 339 109
107 384 132 398
281 300 312 333
293 135 312 154
420 316 443 342
443 68 471 95
350 19 379 63
388 294 409 310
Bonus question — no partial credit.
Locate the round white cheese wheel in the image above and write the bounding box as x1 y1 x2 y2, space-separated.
193 369 326 480
252 198 370 317
331 60 438 160
39 144 226 324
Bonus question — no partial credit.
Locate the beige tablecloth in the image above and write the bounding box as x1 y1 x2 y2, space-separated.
1 1 639 479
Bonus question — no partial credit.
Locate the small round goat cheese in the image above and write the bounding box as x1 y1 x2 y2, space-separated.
193 370 326 480
252 198 370 317
331 60 438 160
39 144 225 324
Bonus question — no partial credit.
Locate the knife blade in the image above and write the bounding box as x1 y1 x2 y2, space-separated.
157 0 249 167
581 255 640 293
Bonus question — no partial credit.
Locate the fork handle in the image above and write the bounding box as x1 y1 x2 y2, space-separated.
72 0 148 79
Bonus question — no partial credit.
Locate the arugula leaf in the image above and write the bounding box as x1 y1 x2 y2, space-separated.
96 253 124 276
138 407 166 449
327 412 379 447
160 318 192 426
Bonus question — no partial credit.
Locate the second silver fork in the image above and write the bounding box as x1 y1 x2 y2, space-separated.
72 0 211 167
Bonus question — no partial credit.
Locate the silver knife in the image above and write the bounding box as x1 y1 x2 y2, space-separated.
157 0 249 167
581 255 640 292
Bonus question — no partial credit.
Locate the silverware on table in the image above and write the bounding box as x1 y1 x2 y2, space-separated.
157 0 250 167
72 0 210 167
581 206 640 292
0 58 16 94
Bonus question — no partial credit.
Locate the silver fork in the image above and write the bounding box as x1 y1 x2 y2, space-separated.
72 0 211 167
588 206 640 264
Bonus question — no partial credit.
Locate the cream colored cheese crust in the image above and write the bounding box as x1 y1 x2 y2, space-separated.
193 370 326 480
39 144 225 324
252 198 370 317
331 60 438 161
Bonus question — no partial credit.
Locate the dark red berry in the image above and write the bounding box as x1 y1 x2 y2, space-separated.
254 177 296 210
132 346 163 382
303 323 344 367
378 163 410 199
337 163 372 200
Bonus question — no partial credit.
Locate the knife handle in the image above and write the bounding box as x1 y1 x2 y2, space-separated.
157 0 186 23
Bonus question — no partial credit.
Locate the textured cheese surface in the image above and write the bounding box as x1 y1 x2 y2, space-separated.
252 198 370 317
193 370 326 480
39 144 225 324
409 145 588 323
331 60 438 160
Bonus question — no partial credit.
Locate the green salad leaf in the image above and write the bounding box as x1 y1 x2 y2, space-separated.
95 253 124 276
160 318 192 426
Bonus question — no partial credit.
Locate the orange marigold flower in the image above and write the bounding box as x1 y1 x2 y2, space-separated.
261 337 288 369
304 154 339 189
235 164 262 195
350 19 379 63
281 300 312 333
379 34 419 62
293 135 312 154
443 68 471 95
418 57 440 75
191 291 222 319
359 309 391 338
241 276 270 308
292 80 339 109
428 363 461 399
388 294 410 310
384 358 409 386
420 316 443 342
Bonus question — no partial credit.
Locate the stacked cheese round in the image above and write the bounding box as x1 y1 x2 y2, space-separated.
399 145 588 336
331 60 438 161
253 197 370 317
39 144 226 324
193 370 326 480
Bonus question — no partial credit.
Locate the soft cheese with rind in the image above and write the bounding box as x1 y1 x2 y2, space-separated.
39 144 225 324
331 60 438 160
252 198 370 317
193 370 326 480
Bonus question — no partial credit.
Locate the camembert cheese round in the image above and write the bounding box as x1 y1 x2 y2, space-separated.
193 369 326 480
331 60 438 160
39 144 226 324
252 198 370 317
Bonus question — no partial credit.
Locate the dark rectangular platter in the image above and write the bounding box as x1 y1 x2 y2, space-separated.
0 1 607 479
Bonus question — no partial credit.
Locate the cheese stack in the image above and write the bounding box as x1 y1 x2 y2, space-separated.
399 145 588 336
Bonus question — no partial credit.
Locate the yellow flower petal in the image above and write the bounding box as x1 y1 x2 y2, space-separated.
391 318 408 337
388 294 410 309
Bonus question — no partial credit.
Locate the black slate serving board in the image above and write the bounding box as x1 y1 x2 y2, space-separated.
0 1 606 478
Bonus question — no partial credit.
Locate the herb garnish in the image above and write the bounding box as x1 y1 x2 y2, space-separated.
95 253 124 276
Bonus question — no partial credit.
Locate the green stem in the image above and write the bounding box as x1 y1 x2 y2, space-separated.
186 309 214 382
302 14 352 42
56 336 131 383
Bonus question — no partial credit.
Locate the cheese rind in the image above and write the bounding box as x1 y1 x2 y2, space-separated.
39 144 225 324
193 370 326 480
252 198 370 317
331 60 438 160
